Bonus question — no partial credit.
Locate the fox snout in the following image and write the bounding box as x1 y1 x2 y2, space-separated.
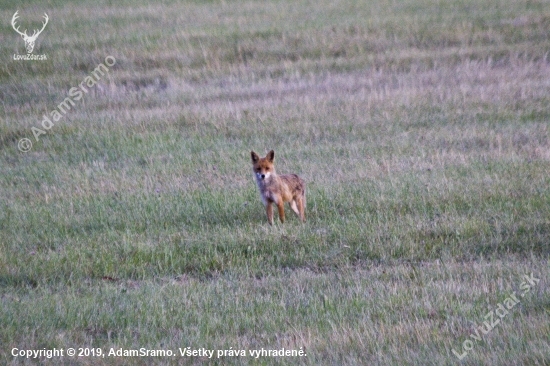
256 171 270 180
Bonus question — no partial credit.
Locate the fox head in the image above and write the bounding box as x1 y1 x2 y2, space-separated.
251 150 275 181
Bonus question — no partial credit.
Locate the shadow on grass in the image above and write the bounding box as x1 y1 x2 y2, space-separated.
409 221 550 260
0 273 38 289
474 222 550 256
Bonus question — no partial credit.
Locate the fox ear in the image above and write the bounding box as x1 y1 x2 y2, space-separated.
251 151 260 163
267 150 275 162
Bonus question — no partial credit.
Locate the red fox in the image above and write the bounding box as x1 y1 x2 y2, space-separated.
251 150 306 225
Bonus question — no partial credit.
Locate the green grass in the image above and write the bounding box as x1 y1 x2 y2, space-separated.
1 0 549 364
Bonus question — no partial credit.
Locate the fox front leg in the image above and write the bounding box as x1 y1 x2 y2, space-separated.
266 201 274 225
277 200 285 223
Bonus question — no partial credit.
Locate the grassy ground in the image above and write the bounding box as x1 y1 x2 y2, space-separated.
1 0 549 364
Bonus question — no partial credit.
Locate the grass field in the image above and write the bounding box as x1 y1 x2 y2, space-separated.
1 0 549 364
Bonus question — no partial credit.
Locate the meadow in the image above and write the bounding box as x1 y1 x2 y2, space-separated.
0 0 549 364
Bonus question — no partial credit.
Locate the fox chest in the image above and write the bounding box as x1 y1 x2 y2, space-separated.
255 180 291 205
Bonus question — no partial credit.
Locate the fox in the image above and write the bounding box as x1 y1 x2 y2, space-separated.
251 150 306 225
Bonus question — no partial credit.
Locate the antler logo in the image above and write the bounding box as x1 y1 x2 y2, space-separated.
11 11 49 54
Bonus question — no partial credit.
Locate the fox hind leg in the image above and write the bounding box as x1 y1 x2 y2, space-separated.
289 200 300 216
297 190 306 222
